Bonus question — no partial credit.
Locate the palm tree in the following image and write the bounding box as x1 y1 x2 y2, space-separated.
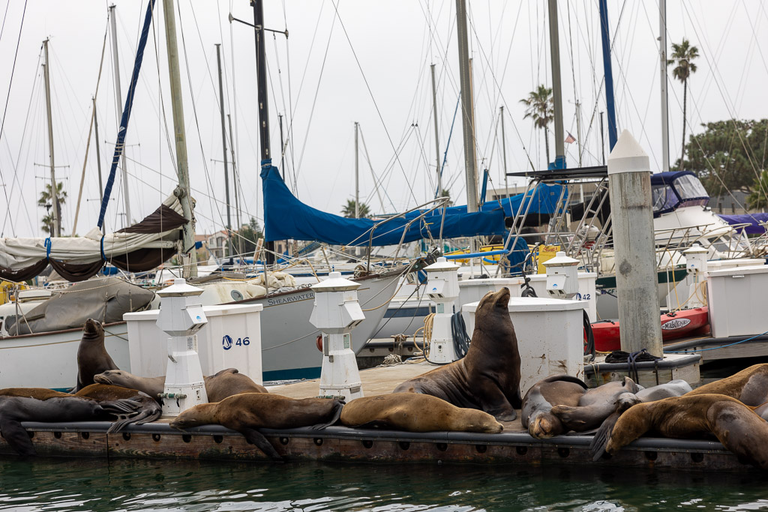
667 38 699 171
747 170 768 212
341 199 370 219
38 181 67 235
520 85 554 164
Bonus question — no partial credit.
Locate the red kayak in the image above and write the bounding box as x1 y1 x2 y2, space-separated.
592 307 709 352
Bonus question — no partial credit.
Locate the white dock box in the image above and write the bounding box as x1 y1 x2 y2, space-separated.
463 297 586 397
707 265 768 338
459 273 597 323
124 303 264 385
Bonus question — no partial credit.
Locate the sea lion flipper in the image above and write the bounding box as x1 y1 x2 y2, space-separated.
240 427 283 461
589 411 620 461
0 419 37 457
311 400 344 431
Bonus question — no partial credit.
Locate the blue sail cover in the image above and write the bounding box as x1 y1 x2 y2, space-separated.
261 165 518 246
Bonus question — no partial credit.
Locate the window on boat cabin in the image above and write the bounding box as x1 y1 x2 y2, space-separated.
673 174 709 202
652 184 677 214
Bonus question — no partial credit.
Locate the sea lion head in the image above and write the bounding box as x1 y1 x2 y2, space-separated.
169 403 217 430
462 409 504 433
529 411 562 439
83 318 104 337
477 287 511 314
94 369 123 385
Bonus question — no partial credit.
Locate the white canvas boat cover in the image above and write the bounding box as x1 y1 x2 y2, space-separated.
0 194 188 282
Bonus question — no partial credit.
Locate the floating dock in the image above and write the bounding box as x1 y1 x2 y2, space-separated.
0 359 757 472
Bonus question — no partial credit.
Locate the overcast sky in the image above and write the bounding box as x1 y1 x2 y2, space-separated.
0 0 766 239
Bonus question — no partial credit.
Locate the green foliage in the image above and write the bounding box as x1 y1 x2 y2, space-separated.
667 38 699 167
38 181 67 235
520 85 554 162
341 199 371 219
438 188 453 207
748 170 768 211
679 119 768 197
238 217 263 254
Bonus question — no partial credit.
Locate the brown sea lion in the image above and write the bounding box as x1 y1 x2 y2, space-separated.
597 394 768 469
94 368 268 403
169 393 344 460
0 388 142 457
548 377 641 433
75 384 162 432
393 288 521 421
521 374 588 439
688 363 768 406
339 393 503 433
74 319 119 392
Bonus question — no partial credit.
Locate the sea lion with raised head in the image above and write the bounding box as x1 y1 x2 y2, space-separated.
521 374 589 439
595 394 768 469
95 368 268 403
169 393 344 460
74 319 119 392
0 388 142 456
393 288 522 421
340 393 503 433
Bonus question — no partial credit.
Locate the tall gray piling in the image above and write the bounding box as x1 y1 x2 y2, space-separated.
608 130 663 357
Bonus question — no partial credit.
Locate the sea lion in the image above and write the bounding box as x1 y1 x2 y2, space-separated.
75 384 162 432
521 374 589 439
339 393 503 433
687 363 768 406
596 394 768 469
74 319 119 392
0 389 142 456
169 393 344 461
94 368 268 403
393 288 522 421
549 377 641 433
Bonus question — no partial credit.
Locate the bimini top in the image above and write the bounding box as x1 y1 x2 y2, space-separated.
650 171 709 217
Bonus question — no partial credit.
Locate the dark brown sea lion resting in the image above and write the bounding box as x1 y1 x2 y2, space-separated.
393 288 522 421
340 393 503 433
169 394 344 460
75 384 162 432
94 368 268 403
74 319 119 392
592 393 768 469
547 376 641 433
0 388 142 457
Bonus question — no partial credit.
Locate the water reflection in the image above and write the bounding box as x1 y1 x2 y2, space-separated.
0 457 765 511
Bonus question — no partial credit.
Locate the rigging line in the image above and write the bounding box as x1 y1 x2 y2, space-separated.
176 1 226 234
329 0 419 206
358 125 393 213
683 2 763 182
282 3 298 203
1 48 41 238
0 0 28 159
294 3 337 186
286 0 327 181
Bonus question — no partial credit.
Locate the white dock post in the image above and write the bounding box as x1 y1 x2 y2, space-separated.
607 130 663 357
156 278 209 416
424 257 461 363
310 272 365 401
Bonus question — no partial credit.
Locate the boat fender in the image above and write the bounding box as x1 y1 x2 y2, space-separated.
316 334 323 352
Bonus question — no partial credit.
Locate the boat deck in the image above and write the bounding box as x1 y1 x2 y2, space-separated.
0 359 755 472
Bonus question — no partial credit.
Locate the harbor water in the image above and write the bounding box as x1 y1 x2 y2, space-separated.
1 457 766 511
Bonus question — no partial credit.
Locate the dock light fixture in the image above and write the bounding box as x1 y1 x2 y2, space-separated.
543 251 580 299
424 256 461 363
156 278 209 416
310 271 365 401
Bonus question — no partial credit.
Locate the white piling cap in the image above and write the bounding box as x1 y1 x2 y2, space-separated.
607 130 650 175
312 271 360 292
425 256 460 273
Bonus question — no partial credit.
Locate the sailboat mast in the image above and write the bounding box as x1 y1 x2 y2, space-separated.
162 0 198 278
659 0 670 172
93 97 104 205
430 64 441 197
42 39 61 237
355 122 360 219
108 4 132 227
500 106 508 196
228 113 243 259
252 0 275 264
455 0 478 213
598 0 618 150
548 0 565 169
216 44 233 264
